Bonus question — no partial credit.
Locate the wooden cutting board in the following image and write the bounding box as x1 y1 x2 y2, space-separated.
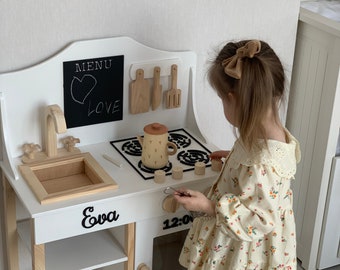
130 69 150 114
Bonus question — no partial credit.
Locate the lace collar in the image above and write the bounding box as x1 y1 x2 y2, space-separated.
228 130 301 179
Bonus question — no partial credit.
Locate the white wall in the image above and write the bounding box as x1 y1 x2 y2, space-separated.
0 0 300 149
0 1 300 269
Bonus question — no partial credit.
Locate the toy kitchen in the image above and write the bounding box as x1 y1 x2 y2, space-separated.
0 37 223 270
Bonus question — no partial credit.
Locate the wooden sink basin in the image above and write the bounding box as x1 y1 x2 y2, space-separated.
19 152 118 204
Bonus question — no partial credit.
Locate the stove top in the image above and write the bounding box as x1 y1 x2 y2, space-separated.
110 129 212 180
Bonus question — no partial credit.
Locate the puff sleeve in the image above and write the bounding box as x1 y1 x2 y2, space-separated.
215 163 283 242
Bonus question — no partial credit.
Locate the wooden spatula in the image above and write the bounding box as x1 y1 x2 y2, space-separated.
166 64 181 109
130 69 150 114
152 66 162 110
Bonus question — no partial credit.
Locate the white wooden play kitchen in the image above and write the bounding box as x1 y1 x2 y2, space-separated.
0 37 220 270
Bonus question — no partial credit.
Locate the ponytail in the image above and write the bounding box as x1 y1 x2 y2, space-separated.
208 40 285 150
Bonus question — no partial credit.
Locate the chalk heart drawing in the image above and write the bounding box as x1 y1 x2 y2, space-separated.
70 74 97 105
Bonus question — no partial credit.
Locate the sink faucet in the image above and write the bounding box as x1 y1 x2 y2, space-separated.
44 104 67 157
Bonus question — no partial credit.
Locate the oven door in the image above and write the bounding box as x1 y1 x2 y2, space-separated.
135 210 193 270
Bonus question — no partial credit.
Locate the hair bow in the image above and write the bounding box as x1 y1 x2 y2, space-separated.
221 40 261 79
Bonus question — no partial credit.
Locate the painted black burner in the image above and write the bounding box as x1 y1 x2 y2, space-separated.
177 149 210 166
168 132 191 149
110 129 212 180
121 139 142 156
138 161 172 174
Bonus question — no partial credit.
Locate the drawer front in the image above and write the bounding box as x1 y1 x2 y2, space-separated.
33 179 214 244
33 193 164 244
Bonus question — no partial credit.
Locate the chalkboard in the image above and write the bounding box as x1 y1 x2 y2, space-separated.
63 55 124 128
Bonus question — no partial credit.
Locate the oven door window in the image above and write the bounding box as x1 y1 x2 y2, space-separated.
153 229 188 270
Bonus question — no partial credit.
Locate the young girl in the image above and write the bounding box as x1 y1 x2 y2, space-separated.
174 40 301 270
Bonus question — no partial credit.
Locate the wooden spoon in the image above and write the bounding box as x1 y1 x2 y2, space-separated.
152 66 162 110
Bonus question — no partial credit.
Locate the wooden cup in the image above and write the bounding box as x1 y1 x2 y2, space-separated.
194 162 205 175
154 170 165 183
211 159 223 172
172 166 183 180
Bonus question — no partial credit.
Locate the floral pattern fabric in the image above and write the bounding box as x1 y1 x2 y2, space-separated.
179 130 301 270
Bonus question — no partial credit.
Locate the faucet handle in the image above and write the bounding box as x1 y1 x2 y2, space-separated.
62 136 80 152
22 143 41 159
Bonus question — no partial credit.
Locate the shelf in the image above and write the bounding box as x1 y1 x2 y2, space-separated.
17 220 127 270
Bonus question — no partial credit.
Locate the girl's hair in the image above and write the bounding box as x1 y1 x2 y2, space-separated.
208 40 285 150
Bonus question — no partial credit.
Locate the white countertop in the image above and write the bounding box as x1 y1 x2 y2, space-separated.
301 0 340 22
300 2 340 37
6 138 219 219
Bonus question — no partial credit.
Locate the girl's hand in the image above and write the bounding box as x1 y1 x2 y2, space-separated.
173 189 215 216
209 150 230 160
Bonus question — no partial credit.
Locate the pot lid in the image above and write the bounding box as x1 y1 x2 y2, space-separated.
144 123 168 135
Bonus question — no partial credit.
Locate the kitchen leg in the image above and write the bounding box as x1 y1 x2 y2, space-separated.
125 222 135 270
2 174 19 270
31 220 45 270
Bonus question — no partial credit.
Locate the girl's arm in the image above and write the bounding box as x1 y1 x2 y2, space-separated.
174 189 215 216
215 164 282 241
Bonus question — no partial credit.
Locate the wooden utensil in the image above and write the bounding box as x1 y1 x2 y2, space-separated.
152 66 162 110
130 69 150 114
166 64 181 108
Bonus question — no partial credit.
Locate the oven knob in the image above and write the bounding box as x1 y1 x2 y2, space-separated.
163 195 180 213
137 263 150 270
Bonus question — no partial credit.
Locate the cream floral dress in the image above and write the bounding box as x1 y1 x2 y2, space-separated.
179 130 301 270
